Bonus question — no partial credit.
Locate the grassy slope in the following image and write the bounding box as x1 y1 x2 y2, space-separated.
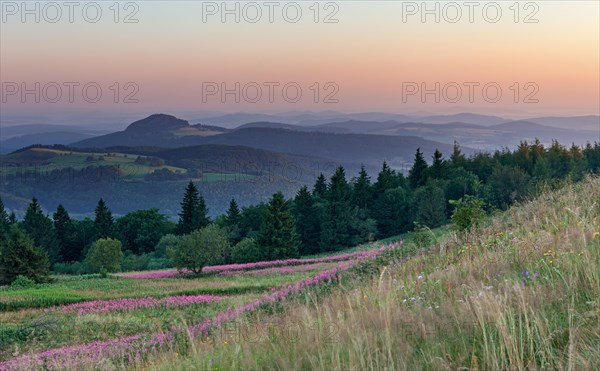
151 177 600 370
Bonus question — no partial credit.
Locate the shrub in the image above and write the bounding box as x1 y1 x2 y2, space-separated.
449 195 485 232
121 252 151 272
85 238 123 273
155 234 183 258
232 238 261 263
10 275 36 289
168 225 230 273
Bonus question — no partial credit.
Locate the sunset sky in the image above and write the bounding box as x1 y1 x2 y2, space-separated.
1 1 599 119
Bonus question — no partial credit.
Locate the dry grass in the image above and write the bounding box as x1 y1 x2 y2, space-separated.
147 176 600 371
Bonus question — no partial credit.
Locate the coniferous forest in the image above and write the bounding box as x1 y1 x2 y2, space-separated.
1 140 599 283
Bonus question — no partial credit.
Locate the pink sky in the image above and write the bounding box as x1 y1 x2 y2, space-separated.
1 1 599 117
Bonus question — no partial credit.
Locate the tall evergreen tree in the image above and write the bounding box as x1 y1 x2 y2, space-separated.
351 165 372 211
177 181 210 234
450 141 467 168
408 148 429 188
258 192 299 260
94 198 114 239
372 188 412 237
0 198 9 240
224 198 242 244
293 186 321 255
320 166 353 251
0 225 51 284
373 161 396 197
413 184 447 228
225 198 241 227
313 173 328 198
22 198 59 263
53 204 73 261
429 149 447 179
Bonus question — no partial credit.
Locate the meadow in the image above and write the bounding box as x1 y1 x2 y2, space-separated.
0 177 598 370
0 245 393 369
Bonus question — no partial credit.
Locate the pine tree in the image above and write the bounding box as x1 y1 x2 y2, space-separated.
94 198 114 239
224 198 242 244
0 225 51 284
351 165 372 211
373 161 396 197
320 166 353 251
429 149 446 179
22 198 59 263
225 198 241 226
408 148 429 188
372 188 412 237
258 192 299 260
313 173 328 198
177 181 210 234
450 141 467 168
413 184 447 228
293 186 321 255
0 198 9 240
53 205 73 261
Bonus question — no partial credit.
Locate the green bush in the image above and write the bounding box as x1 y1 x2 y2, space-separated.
232 238 261 263
154 234 183 258
85 238 123 273
121 252 151 272
168 225 230 273
449 195 485 232
10 275 36 289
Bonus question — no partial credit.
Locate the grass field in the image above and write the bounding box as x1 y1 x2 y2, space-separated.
1 177 598 370
0 250 384 369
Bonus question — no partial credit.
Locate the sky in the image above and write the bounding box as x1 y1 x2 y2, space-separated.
1 0 599 120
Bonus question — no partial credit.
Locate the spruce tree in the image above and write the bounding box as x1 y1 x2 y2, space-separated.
408 148 428 188
0 225 51 284
94 198 114 239
177 181 210 234
22 198 59 263
351 165 372 211
450 141 467 168
413 184 447 228
53 205 73 261
224 198 242 244
313 173 328 198
293 186 321 255
373 161 396 197
258 192 299 260
225 198 241 226
320 166 353 251
0 198 9 240
429 149 446 179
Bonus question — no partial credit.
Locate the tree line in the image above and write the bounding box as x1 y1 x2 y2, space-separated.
1 140 599 283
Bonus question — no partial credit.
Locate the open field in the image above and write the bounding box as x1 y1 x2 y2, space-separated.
0 247 391 369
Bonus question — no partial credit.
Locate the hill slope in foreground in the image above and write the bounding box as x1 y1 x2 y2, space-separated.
163 177 600 370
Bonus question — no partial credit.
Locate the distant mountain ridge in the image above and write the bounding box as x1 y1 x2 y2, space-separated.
72 114 460 167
